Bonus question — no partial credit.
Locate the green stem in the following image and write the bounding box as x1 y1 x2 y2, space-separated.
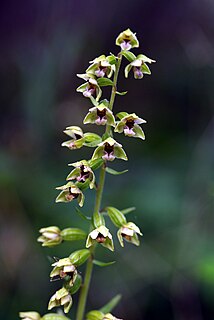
76 54 123 320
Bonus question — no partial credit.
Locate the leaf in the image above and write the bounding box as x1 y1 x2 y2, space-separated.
106 167 128 175
121 207 136 215
75 207 91 221
99 294 122 314
116 112 129 120
84 132 102 147
116 91 128 96
97 78 114 87
93 260 115 267
121 50 136 62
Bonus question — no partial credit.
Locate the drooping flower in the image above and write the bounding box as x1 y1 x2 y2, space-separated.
76 74 102 101
117 222 142 247
125 54 156 79
55 182 84 207
61 126 85 150
115 28 139 51
115 113 146 139
67 160 95 189
86 55 116 78
86 225 114 251
92 137 128 162
37 226 62 247
19 312 41 320
48 287 72 314
50 257 77 286
83 103 115 127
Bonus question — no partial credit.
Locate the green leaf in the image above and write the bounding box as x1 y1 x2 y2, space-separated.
97 78 114 87
116 91 128 96
121 50 136 62
75 207 91 221
121 207 136 215
106 167 128 175
99 294 122 314
93 260 115 267
116 112 129 120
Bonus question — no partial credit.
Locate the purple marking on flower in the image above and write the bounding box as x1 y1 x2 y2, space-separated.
102 143 115 161
83 87 95 97
95 67 107 78
120 40 132 50
76 165 90 182
133 67 143 79
95 118 107 125
124 127 135 136
95 108 107 125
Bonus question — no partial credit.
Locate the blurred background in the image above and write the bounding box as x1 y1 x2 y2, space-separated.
0 0 214 319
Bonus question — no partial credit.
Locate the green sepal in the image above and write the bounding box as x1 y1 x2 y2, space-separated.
141 63 151 75
121 207 136 215
93 260 115 267
121 50 136 62
89 158 104 171
99 294 122 314
97 78 114 87
69 274 82 294
20 312 41 320
124 64 132 78
116 112 129 120
106 167 128 175
116 91 128 96
61 228 87 241
93 211 105 228
75 207 91 221
137 54 156 64
86 310 104 320
42 314 71 320
69 249 90 266
113 145 128 161
107 207 127 227
84 133 102 147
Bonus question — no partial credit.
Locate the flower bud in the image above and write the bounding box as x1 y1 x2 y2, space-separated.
117 222 142 247
37 226 62 247
86 225 114 251
83 103 115 127
50 258 77 286
55 182 84 207
92 137 128 162
115 113 146 139
19 312 41 320
61 126 85 150
115 28 139 51
48 288 72 314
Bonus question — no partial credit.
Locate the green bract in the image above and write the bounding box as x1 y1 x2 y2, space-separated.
117 222 143 247
115 112 146 139
86 55 116 78
92 137 128 162
48 288 72 314
125 54 155 79
83 103 116 127
86 225 114 251
116 28 139 51
37 226 62 247
55 182 84 207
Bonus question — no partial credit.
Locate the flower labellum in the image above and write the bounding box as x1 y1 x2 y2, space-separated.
86 225 114 251
48 287 72 314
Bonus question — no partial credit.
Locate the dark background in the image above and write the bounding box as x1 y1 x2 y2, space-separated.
0 0 214 319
